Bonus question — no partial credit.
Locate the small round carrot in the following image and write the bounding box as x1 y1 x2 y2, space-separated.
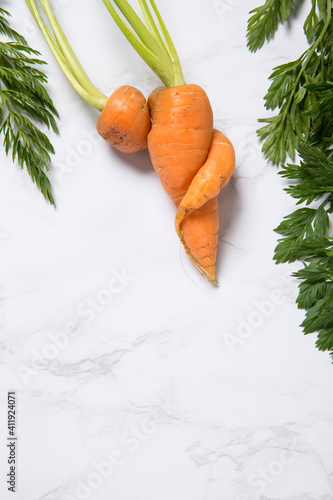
175 129 235 283
96 85 151 153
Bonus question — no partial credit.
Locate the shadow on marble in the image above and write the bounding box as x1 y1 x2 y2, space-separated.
110 147 153 174
216 174 241 278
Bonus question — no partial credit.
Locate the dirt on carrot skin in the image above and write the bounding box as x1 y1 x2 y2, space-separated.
96 85 151 153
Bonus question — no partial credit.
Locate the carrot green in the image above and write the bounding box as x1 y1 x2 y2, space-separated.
0 6 58 204
247 0 333 361
101 0 185 86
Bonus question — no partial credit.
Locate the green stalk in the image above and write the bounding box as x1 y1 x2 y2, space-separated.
101 0 174 85
39 0 106 104
147 0 184 85
102 0 185 87
112 0 170 64
137 0 167 50
25 0 107 110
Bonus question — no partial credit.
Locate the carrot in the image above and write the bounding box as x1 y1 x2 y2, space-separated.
175 129 235 283
148 88 235 283
96 85 151 153
147 84 220 281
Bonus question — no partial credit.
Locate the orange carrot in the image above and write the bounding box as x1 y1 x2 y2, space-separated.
96 85 151 153
175 129 235 283
147 85 235 283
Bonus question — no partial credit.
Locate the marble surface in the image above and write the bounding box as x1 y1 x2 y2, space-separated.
1 1 333 499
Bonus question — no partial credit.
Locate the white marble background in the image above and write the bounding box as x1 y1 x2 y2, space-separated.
1 0 333 499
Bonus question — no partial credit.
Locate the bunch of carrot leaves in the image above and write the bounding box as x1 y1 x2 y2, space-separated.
247 0 333 360
0 7 58 205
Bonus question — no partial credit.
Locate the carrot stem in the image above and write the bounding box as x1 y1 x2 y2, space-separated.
112 0 169 63
101 0 175 86
146 0 184 85
39 0 107 104
137 0 166 51
102 0 185 87
25 0 108 110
